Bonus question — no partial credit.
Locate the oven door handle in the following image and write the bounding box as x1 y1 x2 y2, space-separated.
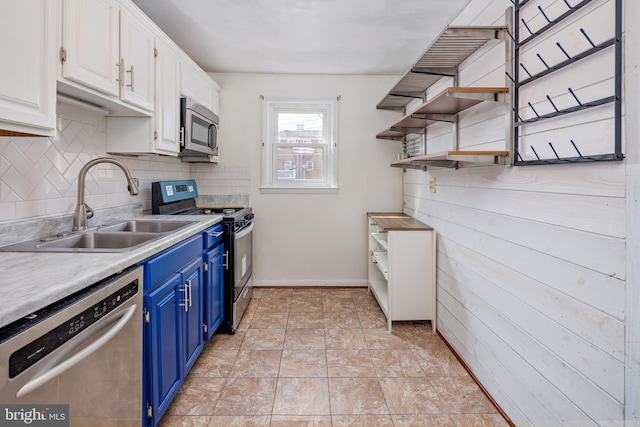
234 222 253 240
15 304 137 399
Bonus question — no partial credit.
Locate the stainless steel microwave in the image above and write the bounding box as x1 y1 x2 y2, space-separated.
179 97 219 162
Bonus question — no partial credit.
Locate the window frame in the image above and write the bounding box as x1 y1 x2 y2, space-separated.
261 96 339 193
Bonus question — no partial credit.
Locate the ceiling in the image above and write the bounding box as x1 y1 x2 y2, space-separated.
131 0 471 75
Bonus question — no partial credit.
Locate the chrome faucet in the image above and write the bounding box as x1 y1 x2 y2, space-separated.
72 157 140 231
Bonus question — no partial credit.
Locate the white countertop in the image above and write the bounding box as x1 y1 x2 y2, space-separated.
0 214 222 329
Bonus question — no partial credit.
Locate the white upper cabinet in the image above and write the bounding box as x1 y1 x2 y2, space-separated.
60 0 155 113
154 40 181 154
119 8 155 111
180 60 220 116
0 0 56 136
61 0 120 97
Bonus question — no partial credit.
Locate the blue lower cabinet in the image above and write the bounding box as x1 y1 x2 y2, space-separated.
145 273 183 425
204 244 225 341
143 234 206 426
182 257 204 373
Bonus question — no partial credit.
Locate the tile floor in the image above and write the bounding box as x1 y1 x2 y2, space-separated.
159 287 509 427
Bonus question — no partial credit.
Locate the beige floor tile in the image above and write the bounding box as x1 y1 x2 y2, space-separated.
325 328 368 350
270 415 333 426
209 331 245 351
212 377 277 416
207 415 271 426
429 376 497 414
290 287 324 298
157 415 211 426
323 297 357 313
357 310 388 329
241 328 285 349
379 377 443 415
273 378 331 415
166 377 226 416
370 349 426 377
287 310 324 328
413 346 469 376
229 349 282 377
326 349 377 377
449 413 511 427
249 311 289 329
284 328 325 350
289 297 323 312
331 414 394 426
323 311 361 329
189 349 237 378
328 377 389 415
279 349 327 377
363 329 415 349
391 414 457 426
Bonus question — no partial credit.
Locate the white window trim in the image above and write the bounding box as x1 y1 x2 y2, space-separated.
261 96 339 193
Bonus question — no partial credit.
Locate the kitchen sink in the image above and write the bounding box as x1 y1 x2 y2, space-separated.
100 220 193 233
0 219 197 253
35 231 162 251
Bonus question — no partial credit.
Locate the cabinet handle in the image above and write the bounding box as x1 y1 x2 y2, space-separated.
126 65 134 92
179 127 185 146
223 251 229 270
179 285 189 312
115 58 124 87
187 280 193 307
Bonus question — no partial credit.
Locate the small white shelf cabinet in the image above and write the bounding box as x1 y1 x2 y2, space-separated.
367 213 436 332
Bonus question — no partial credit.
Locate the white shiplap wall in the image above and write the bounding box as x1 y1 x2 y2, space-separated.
401 0 630 424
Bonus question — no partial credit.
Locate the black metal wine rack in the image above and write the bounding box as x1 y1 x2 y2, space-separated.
511 0 622 166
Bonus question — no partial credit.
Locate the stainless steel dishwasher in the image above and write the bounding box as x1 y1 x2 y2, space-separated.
0 266 143 426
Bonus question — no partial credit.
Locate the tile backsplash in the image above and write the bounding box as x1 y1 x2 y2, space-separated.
0 100 250 222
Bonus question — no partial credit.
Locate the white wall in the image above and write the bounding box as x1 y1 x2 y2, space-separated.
401 0 632 424
211 73 403 286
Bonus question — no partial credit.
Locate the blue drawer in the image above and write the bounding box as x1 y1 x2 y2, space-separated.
145 234 203 289
202 223 223 250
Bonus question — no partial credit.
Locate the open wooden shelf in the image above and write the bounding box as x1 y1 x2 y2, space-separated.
376 87 508 140
391 150 509 169
377 26 507 111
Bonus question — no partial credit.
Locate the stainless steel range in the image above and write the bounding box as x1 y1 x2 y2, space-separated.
151 180 253 334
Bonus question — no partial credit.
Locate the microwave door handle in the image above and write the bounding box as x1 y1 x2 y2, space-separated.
208 123 216 149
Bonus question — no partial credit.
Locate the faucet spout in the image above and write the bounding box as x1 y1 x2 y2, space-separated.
72 157 139 231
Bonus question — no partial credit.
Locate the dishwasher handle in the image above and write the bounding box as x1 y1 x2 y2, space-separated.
15 304 138 399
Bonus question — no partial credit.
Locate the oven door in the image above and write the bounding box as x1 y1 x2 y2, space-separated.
233 222 253 300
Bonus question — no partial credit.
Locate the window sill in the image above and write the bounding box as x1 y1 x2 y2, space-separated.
259 186 339 194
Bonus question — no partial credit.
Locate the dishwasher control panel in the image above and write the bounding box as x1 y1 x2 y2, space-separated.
7 279 139 379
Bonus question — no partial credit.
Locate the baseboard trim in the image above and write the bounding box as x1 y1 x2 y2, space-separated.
437 330 515 427
253 279 368 287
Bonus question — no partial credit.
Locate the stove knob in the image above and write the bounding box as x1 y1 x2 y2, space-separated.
245 213 254 221
236 219 245 229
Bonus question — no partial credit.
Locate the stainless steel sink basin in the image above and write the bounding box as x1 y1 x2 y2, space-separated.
35 231 162 251
100 220 193 233
0 219 197 253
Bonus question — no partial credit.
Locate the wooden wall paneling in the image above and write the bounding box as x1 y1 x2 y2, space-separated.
404 187 625 279
437 276 622 423
437 248 624 402
404 194 625 320
404 161 625 197
432 226 624 360
436 297 587 426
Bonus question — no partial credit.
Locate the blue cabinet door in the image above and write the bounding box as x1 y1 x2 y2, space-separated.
204 244 225 341
181 257 204 373
145 273 183 425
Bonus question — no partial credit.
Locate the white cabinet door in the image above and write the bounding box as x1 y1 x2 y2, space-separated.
0 0 56 136
119 9 155 111
62 0 120 97
155 39 180 154
180 61 214 112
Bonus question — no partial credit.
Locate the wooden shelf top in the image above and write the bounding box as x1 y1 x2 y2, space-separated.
390 150 509 169
368 213 434 231
376 87 508 141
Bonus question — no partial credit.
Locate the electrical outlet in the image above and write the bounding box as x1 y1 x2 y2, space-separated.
429 178 436 193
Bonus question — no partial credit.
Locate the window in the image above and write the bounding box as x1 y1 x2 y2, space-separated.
261 97 338 192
